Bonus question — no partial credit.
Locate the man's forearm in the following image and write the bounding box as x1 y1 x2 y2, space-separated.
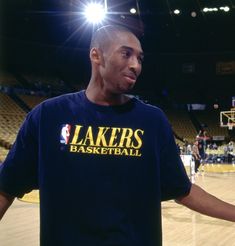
176 184 235 222
0 191 15 220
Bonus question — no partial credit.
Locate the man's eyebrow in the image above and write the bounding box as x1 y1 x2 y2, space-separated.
120 46 144 57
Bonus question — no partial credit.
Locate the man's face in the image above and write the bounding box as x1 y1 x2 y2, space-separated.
99 31 144 94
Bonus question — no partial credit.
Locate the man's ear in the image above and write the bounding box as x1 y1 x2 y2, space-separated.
90 48 103 65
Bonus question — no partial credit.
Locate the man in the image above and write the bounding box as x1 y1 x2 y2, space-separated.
0 25 235 246
192 140 201 173
196 129 209 161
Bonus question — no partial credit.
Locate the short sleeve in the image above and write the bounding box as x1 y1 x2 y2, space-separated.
0 110 39 198
159 117 191 201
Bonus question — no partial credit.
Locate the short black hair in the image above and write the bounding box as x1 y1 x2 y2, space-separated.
89 25 136 51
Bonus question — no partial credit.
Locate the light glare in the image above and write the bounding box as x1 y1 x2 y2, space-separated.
84 3 106 24
130 8 137 14
204 6 230 13
173 9 180 15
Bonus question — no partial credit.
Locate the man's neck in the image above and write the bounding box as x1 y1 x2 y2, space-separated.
85 85 130 106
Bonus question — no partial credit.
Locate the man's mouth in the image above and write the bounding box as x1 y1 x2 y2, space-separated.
124 74 137 83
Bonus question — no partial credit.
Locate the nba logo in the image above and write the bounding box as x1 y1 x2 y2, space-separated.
60 124 71 144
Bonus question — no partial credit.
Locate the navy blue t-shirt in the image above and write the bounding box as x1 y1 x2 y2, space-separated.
0 91 191 246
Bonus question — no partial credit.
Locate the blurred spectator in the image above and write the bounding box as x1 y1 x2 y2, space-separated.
228 141 234 154
196 130 210 162
213 142 218 150
192 141 201 173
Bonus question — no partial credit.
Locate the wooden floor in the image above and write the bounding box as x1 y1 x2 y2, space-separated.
162 171 235 246
0 169 235 246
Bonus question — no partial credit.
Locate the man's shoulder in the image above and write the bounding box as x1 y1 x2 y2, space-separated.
134 97 165 116
27 91 85 119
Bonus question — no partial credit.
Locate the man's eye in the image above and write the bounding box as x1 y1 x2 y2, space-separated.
122 51 131 57
138 56 144 64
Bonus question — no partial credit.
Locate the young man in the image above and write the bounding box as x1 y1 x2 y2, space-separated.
0 25 235 246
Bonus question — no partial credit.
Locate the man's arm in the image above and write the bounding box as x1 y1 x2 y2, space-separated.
176 183 235 222
0 191 15 220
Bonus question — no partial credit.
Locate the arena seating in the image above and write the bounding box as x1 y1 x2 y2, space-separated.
23 73 68 92
0 70 20 87
0 92 26 115
164 108 197 143
0 70 232 163
18 94 47 109
0 92 26 161
0 146 9 163
193 110 228 137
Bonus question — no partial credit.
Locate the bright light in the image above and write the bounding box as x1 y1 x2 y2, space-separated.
191 11 197 17
130 8 137 14
84 3 106 24
173 9 180 15
220 6 230 12
204 6 230 13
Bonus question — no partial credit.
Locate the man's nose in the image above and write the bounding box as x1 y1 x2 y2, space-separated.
129 56 141 75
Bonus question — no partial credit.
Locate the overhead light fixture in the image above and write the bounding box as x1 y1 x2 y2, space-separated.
203 7 219 12
84 3 106 24
223 6 230 12
173 9 181 15
191 11 197 17
130 8 137 14
203 6 230 13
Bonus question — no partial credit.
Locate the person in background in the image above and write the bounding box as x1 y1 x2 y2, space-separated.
196 129 210 167
192 140 201 173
